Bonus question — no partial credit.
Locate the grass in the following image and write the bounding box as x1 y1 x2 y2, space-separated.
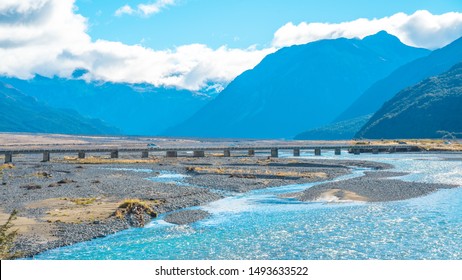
61 156 160 164
0 210 20 260
352 139 462 151
186 166 327 179
63 197 97 205
114 199 157 220
0 164 14 177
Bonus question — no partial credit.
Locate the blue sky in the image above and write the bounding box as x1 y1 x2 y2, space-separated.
1 0 462 91
76 0 462 49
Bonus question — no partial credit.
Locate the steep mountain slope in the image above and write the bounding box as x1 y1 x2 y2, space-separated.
0 82 119 135
294 114 372 140
356 63 462 139
168 32 429 139
0 74 212 136
337 35 462 122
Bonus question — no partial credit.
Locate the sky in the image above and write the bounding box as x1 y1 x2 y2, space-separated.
1 0 462 91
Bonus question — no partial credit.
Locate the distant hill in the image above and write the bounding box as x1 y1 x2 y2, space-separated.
0 82 119 135
168 31 429 139
356 63 462 139
294 114 372 140
337 35 462 122
0 75 212 136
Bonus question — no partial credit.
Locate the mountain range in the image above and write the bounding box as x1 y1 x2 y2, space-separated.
0 74 212 136
356 63 462 139
0 82 119 135
167 32 429 138
2 31 462 140
296 34 462 140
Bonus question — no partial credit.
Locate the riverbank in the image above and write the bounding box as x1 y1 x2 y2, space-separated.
0 153 457 259
0 155 364 258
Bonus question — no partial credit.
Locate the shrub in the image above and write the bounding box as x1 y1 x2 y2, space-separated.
0 210 21 260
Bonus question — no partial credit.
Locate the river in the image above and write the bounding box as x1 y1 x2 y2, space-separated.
33 152 462 260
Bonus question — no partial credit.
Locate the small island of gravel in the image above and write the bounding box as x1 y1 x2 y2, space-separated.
290 171 457 202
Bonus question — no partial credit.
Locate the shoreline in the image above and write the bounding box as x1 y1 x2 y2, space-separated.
0 154 457 259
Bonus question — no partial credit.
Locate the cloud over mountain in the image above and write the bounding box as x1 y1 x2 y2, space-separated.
273 10 462 49
0 0 274 91
1 1 461 91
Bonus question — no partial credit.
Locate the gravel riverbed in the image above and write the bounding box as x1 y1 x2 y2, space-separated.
0 153 455 258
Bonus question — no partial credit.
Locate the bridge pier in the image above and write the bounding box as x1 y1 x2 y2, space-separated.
372 148 379 154
353 148 361 155
389 147 396 153
141 150 149 158
314 148 321 156
223 149 231 157
293 148 300 157
42 152 50 162
334 148 341 155
271 148 278 158
248 149 255 156
193 150 205 157
166 151 177 158
110 151 119 159
4 152 12 163
78 152 85 159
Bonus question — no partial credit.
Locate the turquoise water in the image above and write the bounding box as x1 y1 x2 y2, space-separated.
33 153 462 260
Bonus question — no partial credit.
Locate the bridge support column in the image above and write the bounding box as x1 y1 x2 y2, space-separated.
389 147 396 153
4 152 12 163
193 150 205 157
248 149 255 156
223 149 231 157
142 150 149 158
334 148 341 155
372 148 379 154
271 148 278 158
293 148 300 157
42 152 50 162
353 149 361 155
166 151 177 158
78 152 85 159
111 151 119 159
315 148 321 156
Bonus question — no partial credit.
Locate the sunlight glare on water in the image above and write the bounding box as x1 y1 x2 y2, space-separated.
34 153 462 260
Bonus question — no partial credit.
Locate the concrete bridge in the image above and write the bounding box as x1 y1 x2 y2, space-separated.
0 145 420 163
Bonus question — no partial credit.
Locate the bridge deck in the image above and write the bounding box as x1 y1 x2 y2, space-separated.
0 145 418 155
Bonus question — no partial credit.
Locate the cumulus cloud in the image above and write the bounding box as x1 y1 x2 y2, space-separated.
272 10 462 49
2 1 462 92
114 5 134 16
115 0 176 17
0 0 274 91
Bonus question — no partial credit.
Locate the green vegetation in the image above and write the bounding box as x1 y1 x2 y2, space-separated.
0 210 20 260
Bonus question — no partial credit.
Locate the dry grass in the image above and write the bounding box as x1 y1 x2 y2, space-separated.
114 199 158 226
0 164 14 177
352 139 462 151
186 166 327 179
64 197 97 205
0 210 20 259
61 156 160 164
27 198 119 224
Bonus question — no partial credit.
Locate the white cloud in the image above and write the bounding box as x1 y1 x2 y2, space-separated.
272 10 462 50
115 0 176 17
0 0 274 91
115 5 134 16
2 2 462 93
